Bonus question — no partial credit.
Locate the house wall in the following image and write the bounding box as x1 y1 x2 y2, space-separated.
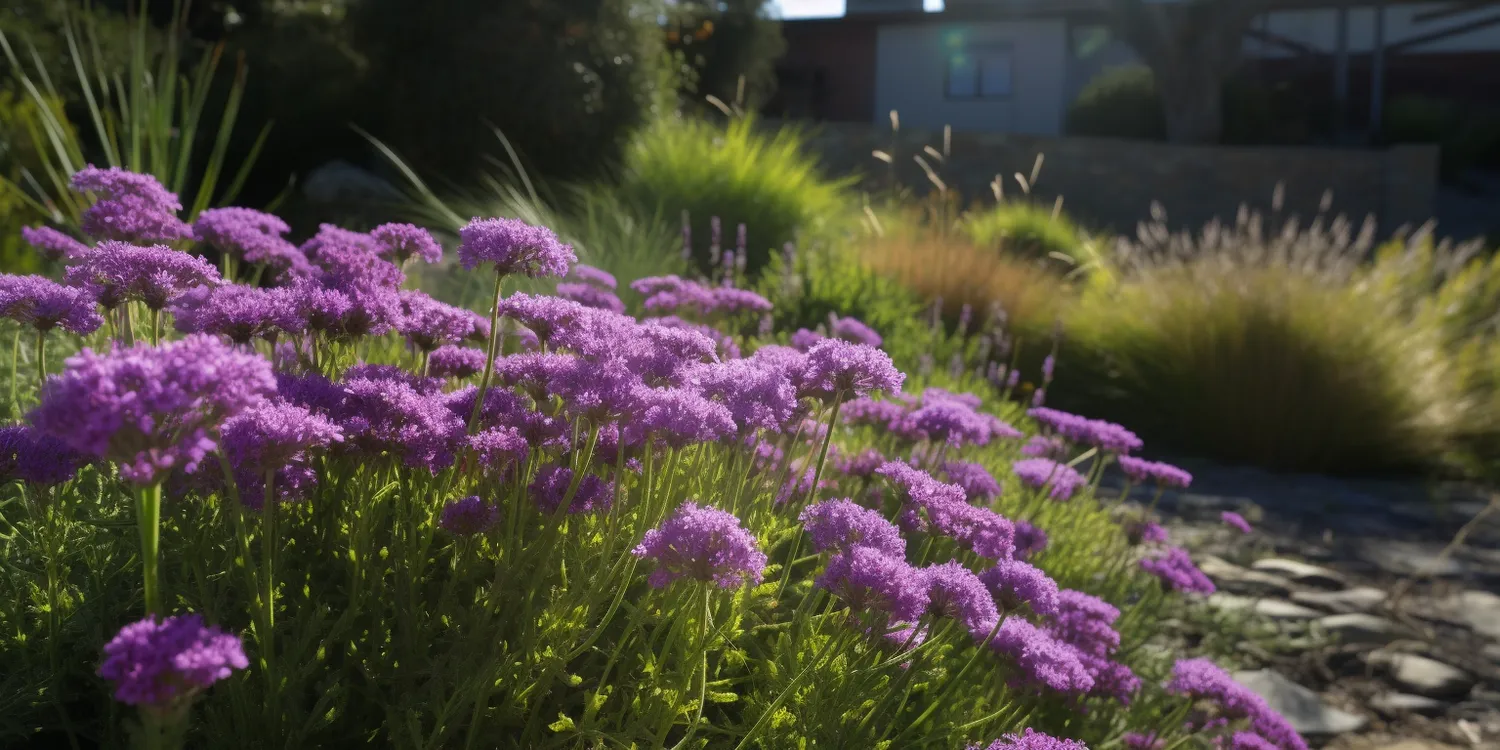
769 21 880 122
872 20 1070 135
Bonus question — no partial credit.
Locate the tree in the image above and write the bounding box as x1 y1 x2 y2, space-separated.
1107 0 1266 144
664 0 786 112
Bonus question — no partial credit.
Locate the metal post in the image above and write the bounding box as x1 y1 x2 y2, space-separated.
1370 0 1387 133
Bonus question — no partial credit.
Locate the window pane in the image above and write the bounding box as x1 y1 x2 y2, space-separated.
947 55 978 97
980 52 1012 97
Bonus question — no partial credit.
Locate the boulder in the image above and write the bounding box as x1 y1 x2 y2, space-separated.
1370 742 1465 750
1292 586 1387 614
303 160 405 205
1199 556 1293 598
1316 613 1410 646
1456 590 1500 640
1368 651 1476 698
1368 692 1446 717
1358 540 1467 577
1231 669 1367 735
1250 558 1347 590
1254 599 1323 620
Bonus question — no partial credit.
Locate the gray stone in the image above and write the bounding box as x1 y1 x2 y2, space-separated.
1358 540 1467 577
1316 613 1410 645
1456 590 1500 640
1369 692 1447 717
1231 669 1367 735
302 160 405 204
1254 599 1323 620
1199 556 1294 598
1291 586 1387 614
1370 741 1466 750
1369 651 1476 698
1207 593 1255 613
1250 558 1348 589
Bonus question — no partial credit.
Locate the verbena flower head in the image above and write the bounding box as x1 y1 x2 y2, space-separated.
749 344 807 375
193 207 307 273
686 359 797 433
298 224 377 260
98 613 248 709
836 448 886 478
1049 590 1121 657
1028 407 1143 454
370 223 442 265
457 217 575 277
970 728 1089 750
818 546 929 623
1117 455 1193 488
1123 518 1170 545
311 241 405 290
991 617 1095 695
71 166 192 243
568 264 617 289
428 345 487 380
530 465 615 515
547 357 643 422
0 274 103 334
909 400 994 446
709 286 773 315
1122 732 1164 750
172 284 300 343
556 282 626 314
1166 658 1307 750
1221 511 1253 534
841 396 907 429
439 495 500 536
943 461 1002 503
796 339 905 402
646 315 741 359
1021 435 1070 460
398 290 488 351
21 226 90 261
831 316 882 347
1012 458 1087 501
468 427 528 475
499 293 591 348
922 561 1001 638
30 335 275 485
221 400 342 479
626 320 721 384
627 386 736 447
0 425 87 486
1141 547 1216 595
338 377 466 473
1014 520 1049 560
979 558 1061 616
790 328 825 352
633 502 767 589
799 499 906 558
66 242 222 310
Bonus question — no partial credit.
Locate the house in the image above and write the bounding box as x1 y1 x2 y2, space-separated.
765 0 1500 136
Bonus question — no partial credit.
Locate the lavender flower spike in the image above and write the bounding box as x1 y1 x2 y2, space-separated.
633 502 767 589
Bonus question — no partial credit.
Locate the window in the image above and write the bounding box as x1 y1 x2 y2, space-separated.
945 46 1013 99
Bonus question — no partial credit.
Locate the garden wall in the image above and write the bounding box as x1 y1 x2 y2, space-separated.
787 121 1440 234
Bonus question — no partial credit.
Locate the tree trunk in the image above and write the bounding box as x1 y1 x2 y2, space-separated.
1157 65 1226 144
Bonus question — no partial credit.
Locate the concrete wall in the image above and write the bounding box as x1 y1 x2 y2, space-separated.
789 122 1439 234
873 20 1070 135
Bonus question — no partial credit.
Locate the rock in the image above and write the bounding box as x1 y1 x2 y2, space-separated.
1369 692 1447 717
302 160 405 204
1250 558 1348 589
1199 556 1294 598
1371 741 1466 750
1254 599 1323 620
1231 669 1367 735
1358 540 1467 577
1207 593 1255 613
1369 651 1476 698
1484 643 1500 663
1316 613 1410 645
1292 586 1388 614
1456 590 1500 640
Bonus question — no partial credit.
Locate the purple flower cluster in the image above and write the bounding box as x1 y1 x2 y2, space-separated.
172 284 300 344
830 316 882 347
942 461 1002 503
877 462 1015 559
98 613 248 708
633 503 767 589
30 335 276 485
1166 658 1307 750
687 359 797 433
427 345 487 379
990 617 1094 694
0 425 87 486
398 291 488 351
1020 435 1069 460
979 558 1060 616
556 282 626 314
0 274 103 334
220 400 343 504
71 166 192 243
567 264 617 289
799 499 906 558
1013 520 1049 560
1123 518 1170 546
66 242 222 310
1221 511 1254 534
370 223 442 265
1117 455 1193 488
439 495 500 536
458 217 575 278
922 561 1000 637
21 226 90 261
795 339 904 402
818 545 929 623
790 328 825 352
633 275 771 318
1029 407 1144 454
969 728 1088 750
1011 459 1087 501
529 465 614 515
1140 547 1216 595
193 207 308 274
1046 590 1138 703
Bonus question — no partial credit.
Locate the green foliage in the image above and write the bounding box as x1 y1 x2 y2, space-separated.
664 0 786 112
963 202 1086 266
1383 95 1500 177
1065 65 1165 141
0 88 57 274
618 115 854 273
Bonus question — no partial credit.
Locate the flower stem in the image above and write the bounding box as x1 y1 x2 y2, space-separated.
34 330 46 390
467 272 505 433
136 483 163 616
8 329 20 418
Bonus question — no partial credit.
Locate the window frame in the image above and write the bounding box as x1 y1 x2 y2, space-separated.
943 42 1016 101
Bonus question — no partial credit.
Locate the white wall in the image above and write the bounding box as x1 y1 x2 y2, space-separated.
873 20 1070 134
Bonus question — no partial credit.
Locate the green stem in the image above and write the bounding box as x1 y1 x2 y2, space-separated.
8 329 20 418
136 483 163 616
261 469 279 739
668 589 713 750
467 272 505 433
121 303 136 347
732 628 845 750
34 331 45 390
151 308 162 346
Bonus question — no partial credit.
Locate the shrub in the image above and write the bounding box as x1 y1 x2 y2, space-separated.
1066 65 1323 145
1383 95 1500 177
963 201 1087 267
1065 66 1166 140
618 115 853 274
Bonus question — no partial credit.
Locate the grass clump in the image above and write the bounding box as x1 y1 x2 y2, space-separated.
617 115 853 273
963 201 1088 268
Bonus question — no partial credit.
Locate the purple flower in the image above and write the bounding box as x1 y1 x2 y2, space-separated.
709 286 772 315
30 335 275 485
370 223 442 265
1166 658 1307 750
498 293 591 348
1021 435 1069 460
66 242 222 310
171 284 300 343
1122 733 1164 750
1049 590 1121 657
1029 407 1143 454
990 617 1094 694
439 495 500 536
818 546 929 623
71 166 192 243
799 499 906 558
0 425 87 486
749 344 807 375
568 264 617 289
969 728 1088 750
633 502 767 589
457 218 575 278
627 386 737 447
338 376 466 473
546 358 643 422
789 328 825 352
1221 511 1253 534
942 461 1002 503
1041 355 1056 381
836 448 886 478
0 274 103 334
643 316 741 360
529 465 615 515
686 359 797 433
311 241 405 290
922 561 1000 638
979 558 1061 616
495 351 575 400
1141 547 1216 595
1117 456 1193 488
298 224 377 260
220 400 342 487
830 316 882 347
428 345 487 380
21 226 90 261
625 320 721 385
1031 388 1047 407
468 427 528 475
795 339 905 402
1123 518 1170 545
556 282 626 314
1225 734 1279 750
841 396 907 429
908 400 994 446
1013 520 1049 560
193 208 307 273
398 290 488 351
98 613 248 708
1012 459 1087 501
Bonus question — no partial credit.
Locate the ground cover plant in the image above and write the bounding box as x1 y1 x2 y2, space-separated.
0 166 1308 750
